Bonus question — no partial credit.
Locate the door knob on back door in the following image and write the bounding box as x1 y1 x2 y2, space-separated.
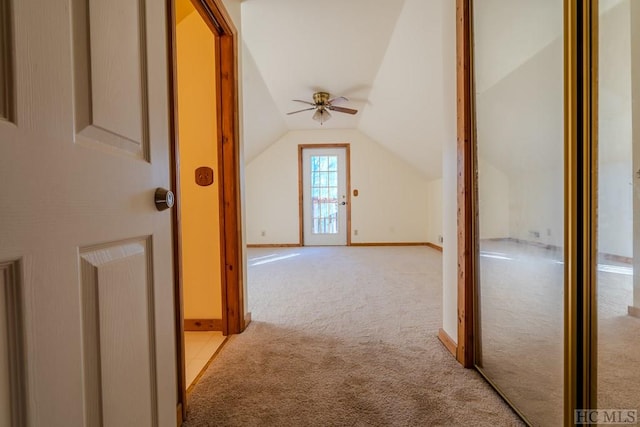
340 201 346 205
155 188 175 211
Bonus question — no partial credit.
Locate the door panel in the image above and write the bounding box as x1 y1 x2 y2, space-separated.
302 147 348 246
80 239 157 427
72 0 149 158
0 0 11 122
0 0 176 425
0 260 25 427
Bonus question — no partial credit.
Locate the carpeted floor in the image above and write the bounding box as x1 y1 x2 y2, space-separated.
183 246 523 426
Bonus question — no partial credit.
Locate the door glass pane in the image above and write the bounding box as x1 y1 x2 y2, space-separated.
597 0 640 416
310 155 339 234
473 1 564 425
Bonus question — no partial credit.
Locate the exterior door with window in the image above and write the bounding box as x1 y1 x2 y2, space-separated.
0 0 176 425
302 147 349 246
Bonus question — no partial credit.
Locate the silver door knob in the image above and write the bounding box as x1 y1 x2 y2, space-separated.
155 188 175 211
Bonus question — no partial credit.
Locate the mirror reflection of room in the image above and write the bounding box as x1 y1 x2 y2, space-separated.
473 1 564 425
597 0 640 414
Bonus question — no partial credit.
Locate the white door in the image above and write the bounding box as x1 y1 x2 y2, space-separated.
302 147 348 246
0 0 176 426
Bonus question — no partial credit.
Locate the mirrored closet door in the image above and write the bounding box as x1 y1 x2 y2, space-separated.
472 1 565 425
597 0 640 417
470 1 640 425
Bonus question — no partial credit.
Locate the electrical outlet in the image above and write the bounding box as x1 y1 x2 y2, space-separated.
439 235 443 244
354 229 358 236
261 230 266 237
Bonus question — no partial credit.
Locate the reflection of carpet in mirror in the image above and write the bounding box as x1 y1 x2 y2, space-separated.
477 239 639 427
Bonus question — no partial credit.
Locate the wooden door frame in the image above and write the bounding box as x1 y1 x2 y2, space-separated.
167 0 246 422
456 0 476 368
298 144 352 246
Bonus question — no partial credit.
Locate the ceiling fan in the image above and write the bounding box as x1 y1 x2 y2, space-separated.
287 92 358 125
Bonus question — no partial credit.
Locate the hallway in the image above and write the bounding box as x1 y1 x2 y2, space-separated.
184 247 522 426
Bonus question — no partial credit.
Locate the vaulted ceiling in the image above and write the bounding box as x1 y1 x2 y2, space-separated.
239 0 451 180
238 0 590 180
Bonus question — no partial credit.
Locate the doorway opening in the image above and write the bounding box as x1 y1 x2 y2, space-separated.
174 0 225 392
298 144 352 246
169 0 246 422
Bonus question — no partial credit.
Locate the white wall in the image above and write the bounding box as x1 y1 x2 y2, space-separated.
245 129 430 245
427 179 443 245
599 163 633 257
508 167 564 247
358 0 448 179
177 6 222 319
441 0 458 342
632 0 640 307
599 0 633 258
478 158 510 239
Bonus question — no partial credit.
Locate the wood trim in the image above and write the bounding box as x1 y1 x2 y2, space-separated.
350 242 429 247
184 318 223 331
196 0 245 335
192 0 237 36
176 403 183 427
346 146 352 246
298 145 304 245
426 243 443 252
438 328 457 357
456 0 475 368
297 143 352 246
243 312 252 330
246 244 302 248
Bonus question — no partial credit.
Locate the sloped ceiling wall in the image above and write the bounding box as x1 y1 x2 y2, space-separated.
357 0 447 179
241 0 448 175
242 40 288 162
473 0 563 177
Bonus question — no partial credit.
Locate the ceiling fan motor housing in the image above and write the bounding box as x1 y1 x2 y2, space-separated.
313 92 330 105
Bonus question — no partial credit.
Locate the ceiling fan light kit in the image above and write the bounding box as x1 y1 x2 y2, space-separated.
287 91 358 125
312 108 331 124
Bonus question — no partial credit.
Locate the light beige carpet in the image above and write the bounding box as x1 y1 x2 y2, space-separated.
184 246 523 426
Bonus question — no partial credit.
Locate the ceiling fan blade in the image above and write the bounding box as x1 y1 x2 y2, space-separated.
329 96 349 104
287 107 316 115
327 105 358 115
292 99 315 106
